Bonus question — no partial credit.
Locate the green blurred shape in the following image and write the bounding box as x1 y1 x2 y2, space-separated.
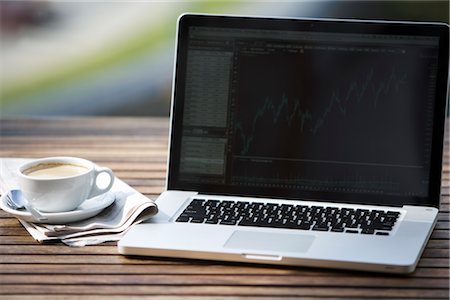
1 1 233 105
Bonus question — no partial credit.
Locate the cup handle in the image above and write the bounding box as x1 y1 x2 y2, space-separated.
88 167 115 199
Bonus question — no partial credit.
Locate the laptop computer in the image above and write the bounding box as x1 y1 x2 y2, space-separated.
118 14 449 273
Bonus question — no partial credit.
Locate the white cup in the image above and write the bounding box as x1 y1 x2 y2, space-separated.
17 157 115 213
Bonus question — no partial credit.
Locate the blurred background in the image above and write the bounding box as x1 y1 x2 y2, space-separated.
1 0 448 117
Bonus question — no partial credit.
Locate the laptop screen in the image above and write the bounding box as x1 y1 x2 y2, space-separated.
168 15 449 207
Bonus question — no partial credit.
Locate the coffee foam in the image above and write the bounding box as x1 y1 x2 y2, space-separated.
24 162 89 179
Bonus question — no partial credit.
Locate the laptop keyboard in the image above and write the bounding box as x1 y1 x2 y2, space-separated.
175 199 400 235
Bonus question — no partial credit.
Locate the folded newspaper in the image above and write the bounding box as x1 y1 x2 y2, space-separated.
0 158 158 246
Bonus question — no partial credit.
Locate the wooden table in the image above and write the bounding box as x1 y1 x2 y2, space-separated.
0 117 448 299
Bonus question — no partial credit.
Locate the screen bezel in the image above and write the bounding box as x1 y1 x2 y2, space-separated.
167 14 449 208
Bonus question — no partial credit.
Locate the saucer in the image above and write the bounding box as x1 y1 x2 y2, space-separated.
0 191 115 224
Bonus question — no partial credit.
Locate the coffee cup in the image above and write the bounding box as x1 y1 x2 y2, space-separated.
17 157 115 213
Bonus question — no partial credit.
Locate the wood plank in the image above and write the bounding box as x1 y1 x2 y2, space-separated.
417 258 449 268
0 245 118 255
0 150 168 158
422 248 449 258
1 274 449 288
426 240 449 248
0 227 29 236
0 135 168 141
438 213 449 221
113 173 166 181
0 264 446 278
92 162 169 171
0 236 38 244
0 254 189 264
434 222 449 230
0 285 447 298
3 245 447 258
431 230 449 239
0 143 168 150
0 219 27 227
0 254 448 268
0 297 287 300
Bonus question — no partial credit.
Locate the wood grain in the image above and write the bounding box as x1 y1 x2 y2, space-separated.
0 117 448 299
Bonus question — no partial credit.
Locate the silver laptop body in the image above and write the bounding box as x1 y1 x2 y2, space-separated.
119 14 449 273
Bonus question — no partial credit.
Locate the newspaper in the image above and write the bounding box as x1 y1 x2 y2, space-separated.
0 158 158 246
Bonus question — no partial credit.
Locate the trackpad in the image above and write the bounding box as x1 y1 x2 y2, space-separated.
224 231 315 253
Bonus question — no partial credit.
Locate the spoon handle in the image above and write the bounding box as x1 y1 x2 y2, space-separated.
24 202 47 222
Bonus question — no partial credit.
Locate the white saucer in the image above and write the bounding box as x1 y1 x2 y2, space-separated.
0 191 115 224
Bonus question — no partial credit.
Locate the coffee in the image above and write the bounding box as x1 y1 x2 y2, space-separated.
24 163 89 179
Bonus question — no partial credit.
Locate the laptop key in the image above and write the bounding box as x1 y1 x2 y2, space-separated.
312 226 329 231
190 218 205 223
220 219 237 225
331 227 345 232
296 222 312 230
376 231 390 236
205 218 220 224
191 199 205 206
176 215 190 222
183 209 199 215
237 220 254 226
